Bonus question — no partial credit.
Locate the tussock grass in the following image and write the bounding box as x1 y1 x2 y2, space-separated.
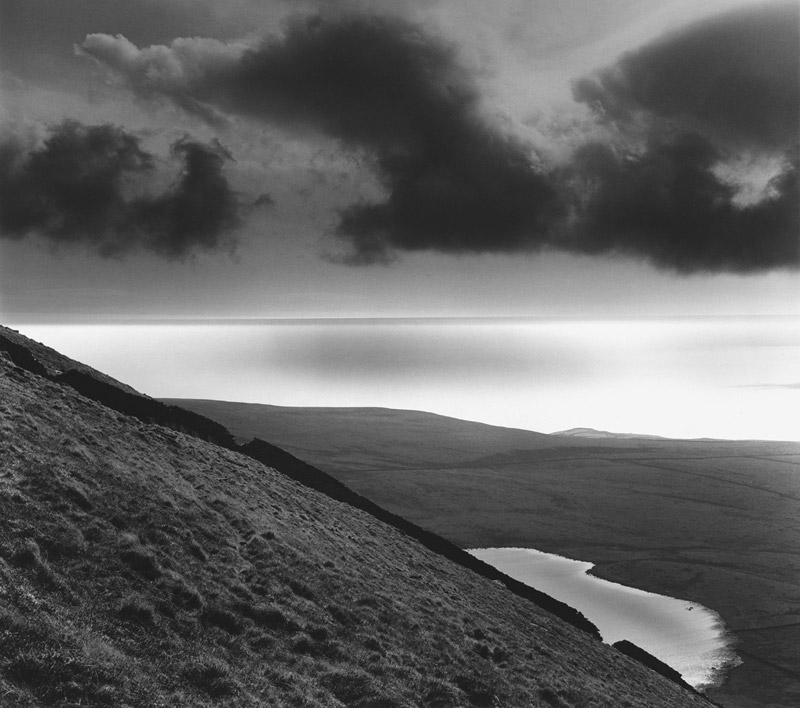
182 399 800 708
0 329 714 707
183 657 239 698
118 595 156 626
160 570 205 610
119 546 162 580
319 667 376 703
237 602 301 633
201 605 244 635
6 648 120 705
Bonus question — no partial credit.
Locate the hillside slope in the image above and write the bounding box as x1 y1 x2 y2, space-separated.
0 328 711 706
169 399 800 708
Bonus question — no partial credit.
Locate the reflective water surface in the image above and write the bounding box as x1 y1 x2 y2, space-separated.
469 547 739 690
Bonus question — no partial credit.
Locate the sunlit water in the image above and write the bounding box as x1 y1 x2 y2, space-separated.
11 316 800 441
469 547 738 690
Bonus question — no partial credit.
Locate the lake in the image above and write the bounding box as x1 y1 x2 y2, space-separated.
469 547 738 690
12 315 800 441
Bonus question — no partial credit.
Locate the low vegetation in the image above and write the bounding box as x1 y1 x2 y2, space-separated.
177 399 800 708
0 327 712 706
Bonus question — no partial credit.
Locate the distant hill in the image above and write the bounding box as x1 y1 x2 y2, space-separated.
553 427 671 440
0 324 711 706
161 401 557 472
552 428 723 442
171 398 800 708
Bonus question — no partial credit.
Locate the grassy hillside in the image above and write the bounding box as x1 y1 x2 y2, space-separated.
0 327 713 706
168 399 800 708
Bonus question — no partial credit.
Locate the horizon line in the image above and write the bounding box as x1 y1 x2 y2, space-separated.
6 313 800 326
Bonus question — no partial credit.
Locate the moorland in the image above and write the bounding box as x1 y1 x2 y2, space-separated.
0 324 714 706
169 400 800 708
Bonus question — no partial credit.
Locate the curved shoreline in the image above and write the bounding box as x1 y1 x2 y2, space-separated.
469 547 740 691
582 560 743 691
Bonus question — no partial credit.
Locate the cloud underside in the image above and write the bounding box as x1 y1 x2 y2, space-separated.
82 17 563 266
18 3 800 271
566 2 799 272
0 121 241 258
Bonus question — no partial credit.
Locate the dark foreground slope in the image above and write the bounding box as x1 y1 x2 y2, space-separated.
0 331 712 706
170 400 800 708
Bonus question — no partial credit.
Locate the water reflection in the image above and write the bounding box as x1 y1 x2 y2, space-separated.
469 547 738 690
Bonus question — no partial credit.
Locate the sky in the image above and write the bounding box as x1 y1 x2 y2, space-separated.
1 0 798 322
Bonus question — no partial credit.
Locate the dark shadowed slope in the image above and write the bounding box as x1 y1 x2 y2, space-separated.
170 399 800 708
0 328 711 707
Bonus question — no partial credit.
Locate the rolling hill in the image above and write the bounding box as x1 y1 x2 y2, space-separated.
0 325 714 706
167 399 800 708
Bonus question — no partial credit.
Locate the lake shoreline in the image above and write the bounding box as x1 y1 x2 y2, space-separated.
469 547 740 692
171 398 800 707
583 560 743 692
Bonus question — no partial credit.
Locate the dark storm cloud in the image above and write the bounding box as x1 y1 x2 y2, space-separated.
82 5 799 271
134 137 242 258
565 1 800 272
564 137 798 273
0 121 241 258
572 2 800 151
82 14 562 264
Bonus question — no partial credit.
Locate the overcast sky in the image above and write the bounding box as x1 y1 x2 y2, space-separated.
1 0 798 321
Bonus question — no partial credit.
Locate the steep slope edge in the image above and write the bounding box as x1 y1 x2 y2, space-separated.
171 400 800 708
0 328 596 639
0 327 711 706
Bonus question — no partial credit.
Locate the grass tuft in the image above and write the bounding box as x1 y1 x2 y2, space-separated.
188 540 208 561
63 481 93 511
288 579 315 601
201 606 244 635
423 678 463 708
239 603 301 633
472 642 491 659
119 595 156 626
290 633 316 655
162 573 204 610
119 547 162 580
37 521 86 560
326 603 356 626
453 674 499 707
491 646 509 664
11 540 41 569
6 649 117 704
307 624 329 642
10 539 63 588
319 667 376 703
539 684 591 708
184 658 238 698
